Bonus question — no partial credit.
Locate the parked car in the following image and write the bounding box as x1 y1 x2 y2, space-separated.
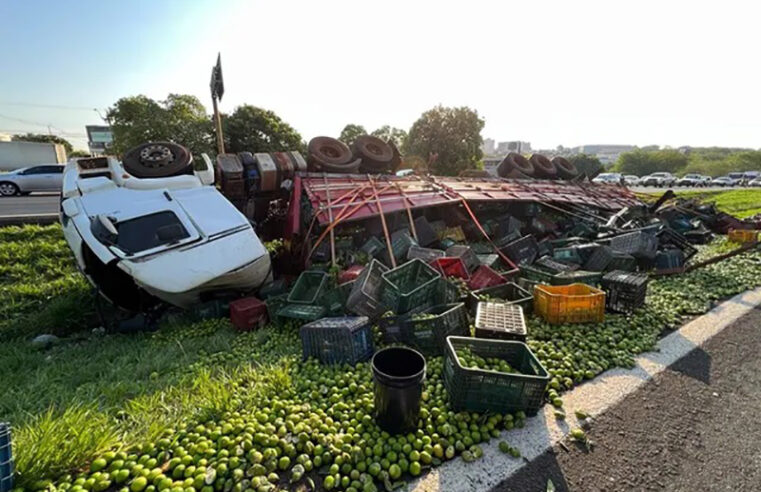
711 176 736 187
640 172 677 187
623 175 640 186
0 164 64 196
700 175 713 186
676 173 704 187
743 171 760 184
748 176 761 187
592 173 623 185
728 172 746 185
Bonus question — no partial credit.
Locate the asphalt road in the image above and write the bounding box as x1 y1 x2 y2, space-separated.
0 193 59 218
496 305 761 491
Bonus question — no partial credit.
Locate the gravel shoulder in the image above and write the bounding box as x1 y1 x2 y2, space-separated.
496 305 761 492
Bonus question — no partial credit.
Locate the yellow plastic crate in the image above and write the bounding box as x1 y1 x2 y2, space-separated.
534 283 605 325
728 228 759 244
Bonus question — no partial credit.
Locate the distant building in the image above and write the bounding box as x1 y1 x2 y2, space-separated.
481 138 495 156
86 125 113 156
571 144 635 166
496 141 531 155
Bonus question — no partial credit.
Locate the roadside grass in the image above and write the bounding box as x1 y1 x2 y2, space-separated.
5 221 761 490
638 188 761 218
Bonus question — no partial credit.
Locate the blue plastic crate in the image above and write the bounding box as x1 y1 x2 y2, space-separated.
0 423 13 492
300 316 374 364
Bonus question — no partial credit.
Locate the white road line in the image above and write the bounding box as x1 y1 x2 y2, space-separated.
411 286 761 492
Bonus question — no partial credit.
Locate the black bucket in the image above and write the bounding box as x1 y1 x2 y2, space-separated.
372 347 426 434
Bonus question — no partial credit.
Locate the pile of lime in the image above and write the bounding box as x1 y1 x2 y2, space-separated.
456 346 515 373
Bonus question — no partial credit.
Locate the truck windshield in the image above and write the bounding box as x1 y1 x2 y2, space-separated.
115 211 190 254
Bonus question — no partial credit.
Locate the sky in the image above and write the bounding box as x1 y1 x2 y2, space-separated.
1 0 760 152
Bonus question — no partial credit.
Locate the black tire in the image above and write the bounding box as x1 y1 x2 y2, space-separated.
0 182 19 196
311 157 361 174
308 137 352 166
551 156 579 180
529 154 557 179
237 151 256 170
497 152 535 178
352 135 394 163
123 142 193 178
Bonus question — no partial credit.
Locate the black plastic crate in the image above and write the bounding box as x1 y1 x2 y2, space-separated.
300 316 374 364
519 264 555 284
500 235 539 266
360 236 385 257
583 245 613 272
346 259 389 319
509 202 541 217
477 254 500 269
413 216 438 247
443 337 550 415
475 302 527 341
601 270 648 313
655 249 685 271
265 294 289 321
407 245 445 263
657 228 697 261
552 246 583 265
445 245 479 273
610 231 658 259
551 270 602 286
535 255 578 274
606 251 638 272
467 282 533 313
379 303 469 355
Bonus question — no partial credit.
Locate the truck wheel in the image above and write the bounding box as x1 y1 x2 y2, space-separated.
0 182 19 196
352 135 394 163
529 154 558 179
308 137 352 166
123 142 193 178
551 156 579 180
497 153 534 178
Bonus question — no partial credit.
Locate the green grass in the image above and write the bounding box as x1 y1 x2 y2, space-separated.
645 188 761 218
5 223 761 491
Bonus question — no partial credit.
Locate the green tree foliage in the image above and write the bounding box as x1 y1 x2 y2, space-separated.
107 94 214 157
338 124 367 146
614 149 688 176
568 154 603 175
371 125 407 148
12 134 73 154
404 105 484 176
224 105 304 154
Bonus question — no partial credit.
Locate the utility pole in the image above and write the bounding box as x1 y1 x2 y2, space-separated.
210 53 225 155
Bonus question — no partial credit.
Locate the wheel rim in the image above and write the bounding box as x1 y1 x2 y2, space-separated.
0 183 16 195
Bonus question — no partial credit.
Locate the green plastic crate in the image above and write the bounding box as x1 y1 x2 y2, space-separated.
277 303 327 321
519 265 555 284
443 336 549 415
381 259 442 314
551 270 602 287
379 303 469 355
288 271 328 304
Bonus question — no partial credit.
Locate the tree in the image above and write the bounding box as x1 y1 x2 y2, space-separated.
568 153 603 177
614 149 688 176
371 125 407 149
403 105 484 176
12 133 73 154
338 124 367 146
224 105 304 154
107 94 214 157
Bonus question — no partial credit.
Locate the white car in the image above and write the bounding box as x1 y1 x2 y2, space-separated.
711 176 736 187
748 177 761 187
0 164 64 196
592 173 623 185
676 174 704 187
624 175 640 186
640 172 677 187
60 144 272 313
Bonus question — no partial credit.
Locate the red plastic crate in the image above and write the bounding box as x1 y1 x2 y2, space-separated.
230 297 268 331
338 264 365 284
467 265 507 290
430 257 470 280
